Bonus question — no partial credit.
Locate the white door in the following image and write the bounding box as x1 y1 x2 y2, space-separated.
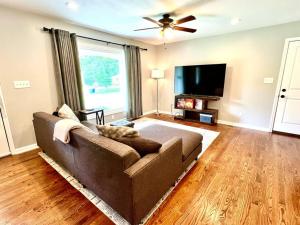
0 108 10 157
273 40 300 135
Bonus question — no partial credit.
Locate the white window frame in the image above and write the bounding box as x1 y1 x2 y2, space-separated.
78 41 127 116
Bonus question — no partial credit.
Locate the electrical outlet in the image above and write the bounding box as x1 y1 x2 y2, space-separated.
14 80 31 89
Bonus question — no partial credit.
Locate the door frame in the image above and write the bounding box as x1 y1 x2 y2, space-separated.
269 37 300 132
0 86 15 157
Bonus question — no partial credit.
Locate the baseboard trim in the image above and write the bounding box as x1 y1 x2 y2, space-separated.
0 152 11 158
217 120 270 132
158 110 173 115
143 110 156 115
143 110 270 132
13 143 38 155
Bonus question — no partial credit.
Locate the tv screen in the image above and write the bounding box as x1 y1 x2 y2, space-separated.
174 64 226 97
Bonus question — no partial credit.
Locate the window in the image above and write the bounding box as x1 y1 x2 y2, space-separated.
78 44 126 114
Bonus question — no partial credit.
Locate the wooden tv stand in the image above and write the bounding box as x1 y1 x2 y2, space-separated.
174 95 220 125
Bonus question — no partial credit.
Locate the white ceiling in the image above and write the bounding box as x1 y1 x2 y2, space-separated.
1 0 300 45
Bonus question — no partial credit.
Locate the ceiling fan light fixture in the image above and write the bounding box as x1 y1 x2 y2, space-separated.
160 27 173 39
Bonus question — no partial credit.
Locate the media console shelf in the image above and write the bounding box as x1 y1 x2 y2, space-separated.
174 95 220 125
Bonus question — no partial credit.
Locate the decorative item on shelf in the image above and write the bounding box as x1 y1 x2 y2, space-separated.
195 99 203 110
176 98 195 109
184 98 194 109
151 69 165 115
174 111 183 120
176 98 185 109
200 113 213 124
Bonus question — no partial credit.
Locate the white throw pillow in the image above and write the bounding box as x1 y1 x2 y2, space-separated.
58 104 80 122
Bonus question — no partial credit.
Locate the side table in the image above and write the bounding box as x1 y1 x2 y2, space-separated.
78 108 104 125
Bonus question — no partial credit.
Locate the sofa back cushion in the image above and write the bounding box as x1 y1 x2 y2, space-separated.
115 137 162 157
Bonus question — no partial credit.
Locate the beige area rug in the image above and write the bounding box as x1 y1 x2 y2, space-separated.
39 119 220 225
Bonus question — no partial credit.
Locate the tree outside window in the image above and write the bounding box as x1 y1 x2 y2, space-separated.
79 48 126 113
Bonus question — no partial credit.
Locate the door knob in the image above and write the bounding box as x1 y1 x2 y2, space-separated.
282 89 286 92
280 95 285 98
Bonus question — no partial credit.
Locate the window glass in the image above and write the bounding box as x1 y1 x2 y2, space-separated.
78 46 126 114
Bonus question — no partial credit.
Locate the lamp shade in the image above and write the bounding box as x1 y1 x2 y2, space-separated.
151 69 164 79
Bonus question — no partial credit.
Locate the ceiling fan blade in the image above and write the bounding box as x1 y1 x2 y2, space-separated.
174 26 197 33
143 17 163 26
134 27 161 31
174 15 196 25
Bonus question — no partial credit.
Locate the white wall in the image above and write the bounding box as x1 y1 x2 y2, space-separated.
0 6 156 150
156 21 300 131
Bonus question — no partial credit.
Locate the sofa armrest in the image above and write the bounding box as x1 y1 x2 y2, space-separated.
124 137 183 224
125 137 182 177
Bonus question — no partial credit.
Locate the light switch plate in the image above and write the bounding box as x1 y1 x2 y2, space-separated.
14 80 31 89
264 77 273 84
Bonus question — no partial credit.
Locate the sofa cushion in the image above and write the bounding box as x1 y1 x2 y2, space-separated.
138 124 203 161
115 137 162 156
97 125 139 139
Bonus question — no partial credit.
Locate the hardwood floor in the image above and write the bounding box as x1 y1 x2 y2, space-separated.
0 114 299 225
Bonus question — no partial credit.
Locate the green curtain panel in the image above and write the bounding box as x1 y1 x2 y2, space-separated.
124 45 143 120
50 28 84 111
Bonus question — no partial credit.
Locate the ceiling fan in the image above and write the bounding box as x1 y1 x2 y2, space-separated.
134 14 197 34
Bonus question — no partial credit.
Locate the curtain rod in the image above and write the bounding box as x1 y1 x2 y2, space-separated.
42 27 147 51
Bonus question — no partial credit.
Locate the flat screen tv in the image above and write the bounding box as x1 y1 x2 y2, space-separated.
174 64 226 97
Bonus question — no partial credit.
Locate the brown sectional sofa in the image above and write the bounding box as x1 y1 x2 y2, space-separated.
33 112 202 225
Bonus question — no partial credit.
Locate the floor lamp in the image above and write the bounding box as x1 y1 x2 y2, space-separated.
151 69 165 115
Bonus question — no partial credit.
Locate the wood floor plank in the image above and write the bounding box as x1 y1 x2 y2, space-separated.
0 114 299 225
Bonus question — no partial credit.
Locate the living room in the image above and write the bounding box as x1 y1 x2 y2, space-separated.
0 1 299 225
